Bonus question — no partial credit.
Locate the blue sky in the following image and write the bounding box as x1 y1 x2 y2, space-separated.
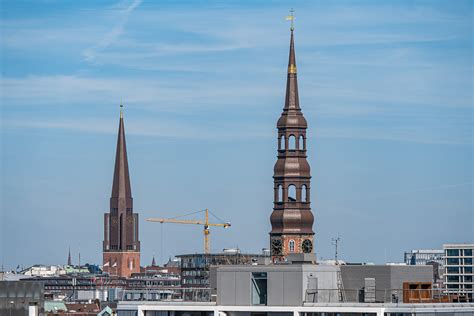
0 0 472 269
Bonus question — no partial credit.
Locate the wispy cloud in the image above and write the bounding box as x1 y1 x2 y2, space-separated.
82 0 142 62
1 1 471 146
0 75 276 110
1 116 269 141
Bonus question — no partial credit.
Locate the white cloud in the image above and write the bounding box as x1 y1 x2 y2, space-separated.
82 0 142 62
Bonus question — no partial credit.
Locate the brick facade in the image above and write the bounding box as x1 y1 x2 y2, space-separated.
103 252 140 278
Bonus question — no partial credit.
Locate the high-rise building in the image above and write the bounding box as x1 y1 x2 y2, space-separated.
269 25 315 261
103 107 140 278
443 243 473 299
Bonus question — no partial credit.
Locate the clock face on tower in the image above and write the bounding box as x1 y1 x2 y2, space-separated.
271 238 283 255
302 239 313 253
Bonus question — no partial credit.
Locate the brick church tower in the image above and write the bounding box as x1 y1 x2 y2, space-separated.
270 25 315 262
103 106 140 277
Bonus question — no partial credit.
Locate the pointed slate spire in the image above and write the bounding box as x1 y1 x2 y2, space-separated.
67 247 72 266
111 104 132 200
151 256 156 267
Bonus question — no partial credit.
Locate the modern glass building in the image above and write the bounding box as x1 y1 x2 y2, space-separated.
404 249 444 266
177 250 269 288
443 243 474 299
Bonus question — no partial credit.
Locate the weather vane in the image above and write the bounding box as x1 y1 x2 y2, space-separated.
286 8 295 31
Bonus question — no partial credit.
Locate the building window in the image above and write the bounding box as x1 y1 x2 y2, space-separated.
251 272 267 305
447 249 460 256
465 258 473 265
289 240 295 252
447 284 459 289
465 275 473 282
447 267 459 274
447 258 459 265
465 267 473 274
464 249 473 256
447 275 459 282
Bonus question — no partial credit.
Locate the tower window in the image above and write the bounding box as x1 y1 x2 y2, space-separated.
278 185 283 202
289 240 295 252
302 184 308 202
279 135 286 150
288 135 296 150
299 135 305 150
288 185 296 202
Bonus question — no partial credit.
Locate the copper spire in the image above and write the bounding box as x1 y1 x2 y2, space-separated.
284 28 300 112
278 26 307 129
111 107 132 200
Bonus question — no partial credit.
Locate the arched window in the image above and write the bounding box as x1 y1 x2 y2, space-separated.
278 185 283 202
289 240 295 252
288 185 296 202
288 135 296 150
299 135 305 150
280 135 286 150
302 184 307 202
119 214 123 250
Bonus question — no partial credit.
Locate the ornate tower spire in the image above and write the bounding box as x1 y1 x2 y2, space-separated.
103 104 140 278
270 17 315 262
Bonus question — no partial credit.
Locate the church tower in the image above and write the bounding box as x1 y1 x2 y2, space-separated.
270 23 315 261
103 106 140 278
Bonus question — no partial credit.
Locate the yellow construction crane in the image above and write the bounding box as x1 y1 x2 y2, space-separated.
146 209 231 254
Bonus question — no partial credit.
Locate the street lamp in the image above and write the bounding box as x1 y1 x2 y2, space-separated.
9 300 14 316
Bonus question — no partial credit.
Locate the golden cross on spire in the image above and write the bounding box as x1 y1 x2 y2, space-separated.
286 8 295 31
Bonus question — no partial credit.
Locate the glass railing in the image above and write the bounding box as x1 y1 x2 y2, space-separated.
304 288 473 304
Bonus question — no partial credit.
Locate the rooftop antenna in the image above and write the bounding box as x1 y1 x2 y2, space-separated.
332 237 341 265
286 8 295 31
